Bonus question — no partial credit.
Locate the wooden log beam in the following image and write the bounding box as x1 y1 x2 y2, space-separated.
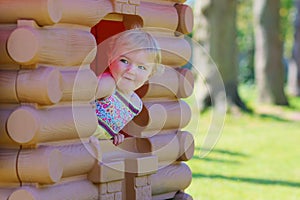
139 2 178 31
60 0 113 27
144 100 191 130
98 137 136 156
18 146 63 184
98 137 148 161
132 129 177 139
60 68 98 102
151 162 192 196
6 105 98 145
0 66 63 105
7 179 98 200
136 131 194 163
17 66 62 104
0 146 63 184
0 0 62 25
123 100 191 136
124 155 158 175
136 2 193 35
55 141 97 178
88 160 125 183
136 67 194 99
155 35 191 66
7 20 96 66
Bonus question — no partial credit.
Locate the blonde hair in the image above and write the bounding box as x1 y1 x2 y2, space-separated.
107 29 162 75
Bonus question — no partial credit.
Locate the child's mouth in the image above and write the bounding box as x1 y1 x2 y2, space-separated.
123 77 134 81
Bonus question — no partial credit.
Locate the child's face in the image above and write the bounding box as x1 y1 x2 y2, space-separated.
109 50 155 95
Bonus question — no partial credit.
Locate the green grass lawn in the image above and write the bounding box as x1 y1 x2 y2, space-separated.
183 86 300 200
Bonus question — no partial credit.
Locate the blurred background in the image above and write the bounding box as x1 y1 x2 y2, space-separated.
183 0 300 199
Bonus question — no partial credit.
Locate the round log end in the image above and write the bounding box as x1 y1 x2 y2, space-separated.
47 0 62 24
47 68 63 104
175 4 194 34
48 148 63 183
7 107 38 144
179 100 192 128
177 68 194 98
7 28 39 64
8 189 35 200
178 131 194 161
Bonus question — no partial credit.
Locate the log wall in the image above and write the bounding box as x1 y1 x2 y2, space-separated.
0 0 195 199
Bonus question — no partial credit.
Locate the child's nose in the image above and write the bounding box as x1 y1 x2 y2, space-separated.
127 64 137 73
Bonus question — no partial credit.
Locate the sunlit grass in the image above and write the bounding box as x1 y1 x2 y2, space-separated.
183 85 300 200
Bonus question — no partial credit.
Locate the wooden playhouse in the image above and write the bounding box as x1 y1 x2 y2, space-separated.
0 0 195 199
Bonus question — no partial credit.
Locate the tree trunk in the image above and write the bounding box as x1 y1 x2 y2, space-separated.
193 0 248 112
253 0 288 105
288 0 300 96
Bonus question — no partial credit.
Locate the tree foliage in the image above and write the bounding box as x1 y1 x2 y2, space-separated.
236 0 295 84
280 0 295 58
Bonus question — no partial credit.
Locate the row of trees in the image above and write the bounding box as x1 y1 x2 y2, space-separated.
191 0 300 111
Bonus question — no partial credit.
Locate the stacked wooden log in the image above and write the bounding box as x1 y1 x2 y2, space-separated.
0 0 194 199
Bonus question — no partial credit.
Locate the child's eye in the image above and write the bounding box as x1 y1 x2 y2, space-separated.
138 65 146 70
120 59 128 64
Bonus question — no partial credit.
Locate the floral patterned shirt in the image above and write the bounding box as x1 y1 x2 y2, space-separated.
94 90 142 137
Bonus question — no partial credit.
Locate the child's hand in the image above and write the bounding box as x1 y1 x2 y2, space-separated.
112 134 125 146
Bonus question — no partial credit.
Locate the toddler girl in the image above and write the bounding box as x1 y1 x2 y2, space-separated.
94 29 161 146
